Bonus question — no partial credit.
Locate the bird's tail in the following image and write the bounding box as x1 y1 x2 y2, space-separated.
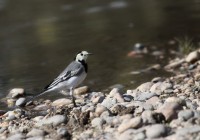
25 90 49 104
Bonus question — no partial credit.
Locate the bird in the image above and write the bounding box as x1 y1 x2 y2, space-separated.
28 51 92 107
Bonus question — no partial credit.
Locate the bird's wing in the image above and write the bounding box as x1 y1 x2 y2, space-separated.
44 61 84 90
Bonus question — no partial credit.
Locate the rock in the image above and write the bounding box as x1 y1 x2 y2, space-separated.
15 98 26 106
164 59 185 69
27 128 45 137
136 82 153 92
91 117 105 128
101 98 117 109
36 115 66 126
92 96 105 104
7 88 25 98
146 96 161 109
185 50 200 63
141 110 156 124
95 104 108 116
26 136 44 140
176 125 200 136
178 110 194 121
33 104 50 111
157 102 182 121
7 133 25 140
52 98 72 106
151 77 163 83
135 92 157 101
57 127 68 136
165 97 185 106
146 124 167 138
123 94 133 102
6 98 16 107
74 86 89 95
118 116 143 133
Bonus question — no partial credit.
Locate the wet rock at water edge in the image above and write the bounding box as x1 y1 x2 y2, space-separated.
15 97 26 107
7 88 25 98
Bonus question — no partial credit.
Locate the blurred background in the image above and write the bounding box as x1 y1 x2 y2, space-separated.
0 0 200 101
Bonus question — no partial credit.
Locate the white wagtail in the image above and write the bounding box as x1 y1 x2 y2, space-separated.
29 51 92 107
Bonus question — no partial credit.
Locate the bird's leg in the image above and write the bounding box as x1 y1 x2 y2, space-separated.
70 87 77 107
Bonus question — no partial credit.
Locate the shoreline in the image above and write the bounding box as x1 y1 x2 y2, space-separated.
1 49 200 139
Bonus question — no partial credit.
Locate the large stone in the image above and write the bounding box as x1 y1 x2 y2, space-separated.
15 98 26 107
7 133 25 140
146 124 167 138
74 86 89 95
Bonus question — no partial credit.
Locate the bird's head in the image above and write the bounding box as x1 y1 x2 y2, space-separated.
75 51 92 62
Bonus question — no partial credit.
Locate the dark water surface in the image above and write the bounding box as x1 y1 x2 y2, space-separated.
0 0 200 106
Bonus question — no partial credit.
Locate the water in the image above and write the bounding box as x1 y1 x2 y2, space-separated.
0 0 200 107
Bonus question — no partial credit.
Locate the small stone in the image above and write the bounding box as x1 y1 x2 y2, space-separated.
185 50 200 63
95 104 107 116
27 128 45 137
7 99 16 107
146 124 167 138
101 98 117 109
36 115 66 126
52 98 72 106
15 98 26 107
118 116 143 133
91 117 105 128
157 102 182 121
123 94 133 102
135 92 157 101
92 96 105 104
142 110 156 124
7 133 24 140
57 127 68 136
176 125 200 136
178 110 194 121
151 77 163 83
26 136 44 140
136 82 153 92
33 104 50 111
74 86 89 95
7 88 25 98
164 59 185 69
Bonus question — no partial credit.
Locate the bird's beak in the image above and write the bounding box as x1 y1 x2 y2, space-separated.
88 53 93 55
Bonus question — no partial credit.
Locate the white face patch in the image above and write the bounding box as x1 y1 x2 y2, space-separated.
76 51 90 62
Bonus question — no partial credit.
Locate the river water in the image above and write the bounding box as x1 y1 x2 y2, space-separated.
0 0 200 105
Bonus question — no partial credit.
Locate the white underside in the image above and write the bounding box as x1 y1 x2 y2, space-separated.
49 72 87 92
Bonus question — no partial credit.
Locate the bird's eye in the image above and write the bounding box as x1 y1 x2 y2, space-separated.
81 53 83 56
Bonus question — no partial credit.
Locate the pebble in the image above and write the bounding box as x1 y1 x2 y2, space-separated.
118 116 143 133
26 136 44 140
91 117 105 128
36 115 66 126
101 98 117 109
178 109 194 121
146 124 167 138
136 82 153 92
15 97 26 106
158 102 182 121
7 88 25 98
95 104 108 116
7 133 25 140
134 92 157 101
74 86 89 95
27 128 45 137
52 98 72 106
185 50 200 63
57 127 68 136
